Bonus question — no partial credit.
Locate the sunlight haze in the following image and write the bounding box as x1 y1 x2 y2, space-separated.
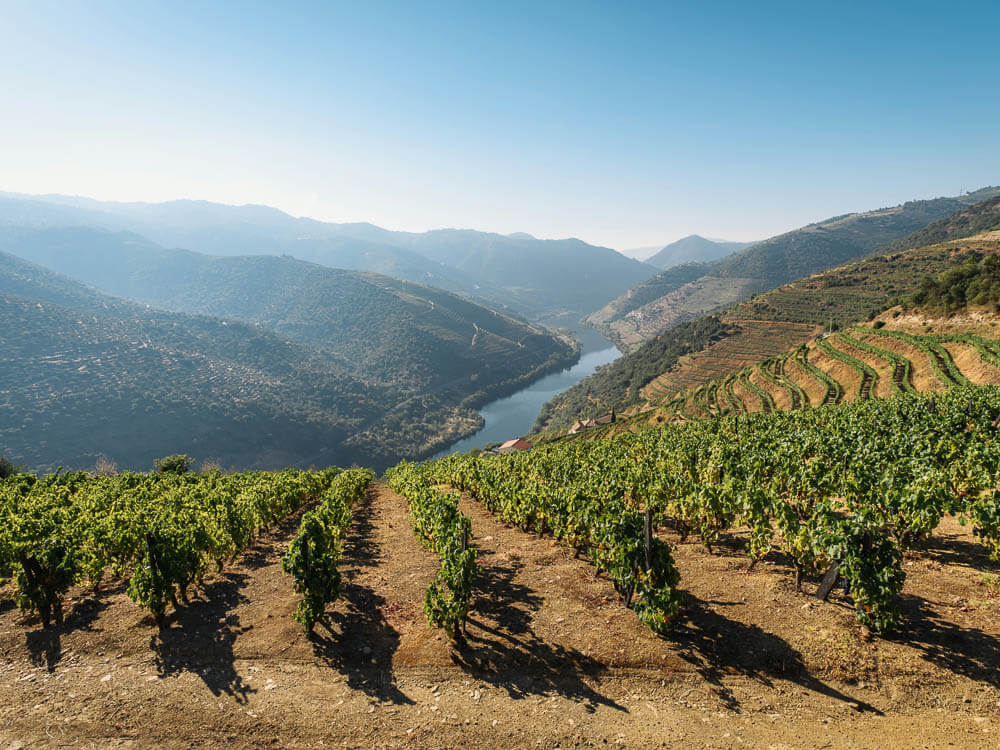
2 1 998 249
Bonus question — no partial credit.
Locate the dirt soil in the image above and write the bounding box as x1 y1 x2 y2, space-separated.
2 483 999 749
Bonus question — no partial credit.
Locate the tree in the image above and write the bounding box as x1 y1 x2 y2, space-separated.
153 454 194 474
0 456 16 479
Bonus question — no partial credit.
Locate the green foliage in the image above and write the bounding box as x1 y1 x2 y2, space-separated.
911 253 1000 313
431 385 1000 635
282 468 373 632
385 462 478 637
422 448 684 634
0 456 16 479
153 454 194 475
0 467 343 627
882 195 1000 255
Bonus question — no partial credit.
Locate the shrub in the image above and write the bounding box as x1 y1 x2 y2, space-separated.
92 456 118 477
153 454 194 474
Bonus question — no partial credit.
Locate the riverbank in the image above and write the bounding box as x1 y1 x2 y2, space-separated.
431 333 620 458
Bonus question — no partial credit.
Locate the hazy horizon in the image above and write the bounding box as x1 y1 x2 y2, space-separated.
2 2 998 248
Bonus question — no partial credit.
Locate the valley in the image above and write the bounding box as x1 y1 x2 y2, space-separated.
6 5 1000 747
5 189 1000 750
539 195 1000 432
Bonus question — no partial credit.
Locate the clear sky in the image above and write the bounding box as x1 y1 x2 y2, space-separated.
2 1 998 250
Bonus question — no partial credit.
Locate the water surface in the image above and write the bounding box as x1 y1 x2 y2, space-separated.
432 340 620 458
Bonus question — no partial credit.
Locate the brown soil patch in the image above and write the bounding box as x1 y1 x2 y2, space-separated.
729 378 758 413
810 343 863 402
832 338 895 400
752 368 792 411
852 331 949 393
785 356 826 407
1 485 999 748
941 342 1000 386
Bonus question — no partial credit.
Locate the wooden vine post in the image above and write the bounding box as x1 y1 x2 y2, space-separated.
644 507 653 574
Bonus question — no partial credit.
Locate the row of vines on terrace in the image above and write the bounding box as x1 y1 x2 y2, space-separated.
421 386 1000 634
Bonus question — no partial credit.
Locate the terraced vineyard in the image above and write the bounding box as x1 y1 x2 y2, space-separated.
635 233 1000 412
641 320 818 400
654 317 1000 420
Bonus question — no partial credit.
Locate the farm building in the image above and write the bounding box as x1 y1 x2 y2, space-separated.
497 438 533 453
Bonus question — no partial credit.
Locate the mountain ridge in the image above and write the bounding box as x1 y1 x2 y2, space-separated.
585 187 1000 350
645 234 750 269
0 192 657 321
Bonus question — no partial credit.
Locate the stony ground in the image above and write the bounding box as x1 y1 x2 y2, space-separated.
1 483 999 748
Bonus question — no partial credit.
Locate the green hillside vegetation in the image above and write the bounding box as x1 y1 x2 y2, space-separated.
590 187 1000 350
879 195 1000 254
909 253 1000 313
0 279 381 473
652 321 1000 424
537 196 1000 430
0 250 575 472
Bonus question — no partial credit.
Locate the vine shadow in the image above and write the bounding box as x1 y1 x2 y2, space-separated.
149 572 254 703
671 595 881 714
889 594 1000 688
450 558 625 714
311 491 411 705
25 579 125 672
913 534 1000 573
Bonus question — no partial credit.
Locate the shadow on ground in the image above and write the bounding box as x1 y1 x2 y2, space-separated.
450 554 625 714
312 489 412 705
149 572 255 703
916 533 1000 572
892 594 1000 689
671 595 882 714
25 580 125 672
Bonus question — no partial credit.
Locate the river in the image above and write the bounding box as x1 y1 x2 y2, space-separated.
431 335 621 459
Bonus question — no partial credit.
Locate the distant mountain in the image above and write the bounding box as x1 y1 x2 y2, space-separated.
583 260 722 346
0 234 578 472
0 193 656 321
588 187 1000 350
645 235 751 269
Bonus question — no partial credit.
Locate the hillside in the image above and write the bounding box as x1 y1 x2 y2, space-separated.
638 312 1000 428
0 193 657 321
0 249 576 472
537 196 1000 431
645 234 749 269
0 226 575 395
581 260 719 343
590 187 1000 350
0 252 386 472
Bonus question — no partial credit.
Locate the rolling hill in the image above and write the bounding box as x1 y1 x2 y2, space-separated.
0 250 387 472
0 225 576 394
536 195 1000 431
0 246 577 472
587 187 1000 350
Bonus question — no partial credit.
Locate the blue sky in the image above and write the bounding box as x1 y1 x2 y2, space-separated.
2 1 998 250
